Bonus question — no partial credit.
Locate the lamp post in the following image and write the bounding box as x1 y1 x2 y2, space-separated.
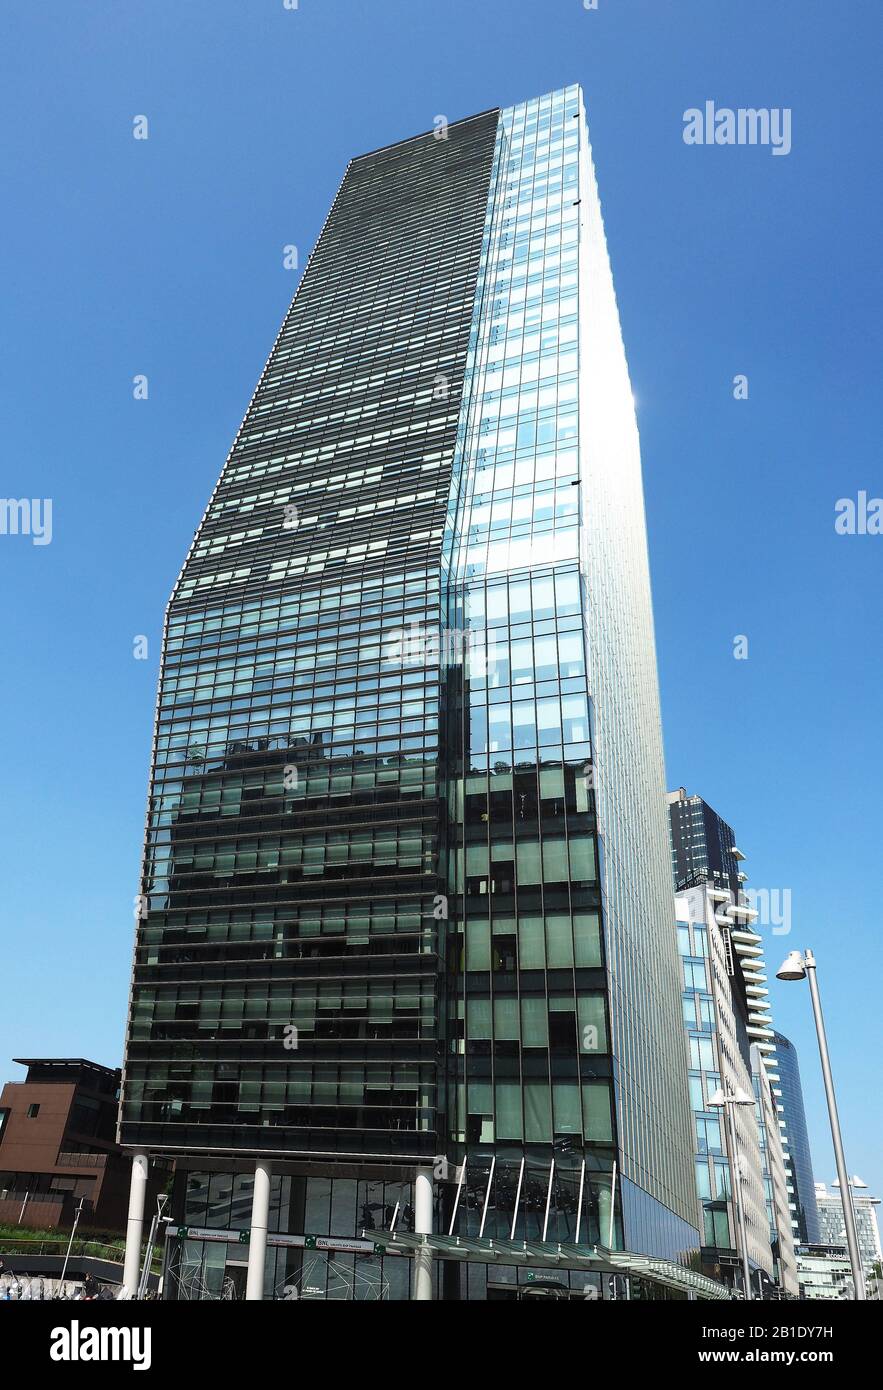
59 1197 85 1290
137 1192 169 1300
776 949 865 1300
709 1085 755 1300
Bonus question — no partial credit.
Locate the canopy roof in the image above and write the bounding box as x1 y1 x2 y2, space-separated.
366 1231 734 1300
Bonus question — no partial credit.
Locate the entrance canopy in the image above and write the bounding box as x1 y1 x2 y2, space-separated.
366 1231 734 1300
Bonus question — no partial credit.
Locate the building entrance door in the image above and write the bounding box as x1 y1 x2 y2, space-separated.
223 1261 248 1300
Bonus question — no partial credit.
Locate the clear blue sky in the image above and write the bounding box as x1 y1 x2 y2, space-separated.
1 1 880 1204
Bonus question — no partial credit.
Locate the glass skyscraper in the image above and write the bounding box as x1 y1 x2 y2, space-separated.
120 85 701 1301
772 1031 820 1246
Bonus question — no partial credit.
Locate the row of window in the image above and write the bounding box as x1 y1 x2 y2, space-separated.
169 568 439 636
458 911 601 972
454 836 596 889
140 900 435 945
149 827 429 877
454 1079 611 1145
132 983 433 1026
150 750 436 798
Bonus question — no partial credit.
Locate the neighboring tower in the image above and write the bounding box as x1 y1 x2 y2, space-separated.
668 787 744 900
120 85 700 1302
772 1030 820 1244
670 793 798 1296
675 887 773 1291
752 1045 799 1297
816 1178 882 1275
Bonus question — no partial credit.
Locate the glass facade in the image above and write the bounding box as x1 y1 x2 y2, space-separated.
675 889 777 1287
677 905 732 1255
440 88 618 1257
752 1044 799 1293
437 86 697 1262
166 1168 415 1301
815 1181 882 1271
669 788 741 898
772 1031 820 1245
121 84 700 1296
121 108 500 1164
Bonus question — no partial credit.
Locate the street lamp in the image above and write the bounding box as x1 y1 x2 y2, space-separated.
775 948 865 1300
59 1197 85 1291
709 1085 755 1300
136 1193 170 1300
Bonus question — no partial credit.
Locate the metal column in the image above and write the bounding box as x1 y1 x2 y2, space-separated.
245 1159 272 1301
412 1167 434 1301
122 1152 149 1296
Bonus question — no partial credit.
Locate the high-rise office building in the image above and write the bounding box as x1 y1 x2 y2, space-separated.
675 888 773 1289
668 788 744 900
815 1178 882 1275
772 1031 820 1245
671 795 798 1296
119 85 707 1301
751 1045 799 1296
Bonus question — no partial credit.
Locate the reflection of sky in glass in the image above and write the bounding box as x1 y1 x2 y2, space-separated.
447 85 581 581
445 84 702 1252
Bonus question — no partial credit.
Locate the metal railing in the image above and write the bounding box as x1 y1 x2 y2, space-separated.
0 1237 124 1262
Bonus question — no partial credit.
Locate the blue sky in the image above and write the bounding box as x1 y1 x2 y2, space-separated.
1 1 880 1205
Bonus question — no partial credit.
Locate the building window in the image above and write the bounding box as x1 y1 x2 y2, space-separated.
27 1104 40 1118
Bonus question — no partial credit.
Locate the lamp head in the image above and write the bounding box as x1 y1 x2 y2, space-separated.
776 951 807 982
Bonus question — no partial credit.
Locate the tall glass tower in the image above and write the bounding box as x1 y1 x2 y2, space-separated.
120 85 700 1301
772 1032 820 1245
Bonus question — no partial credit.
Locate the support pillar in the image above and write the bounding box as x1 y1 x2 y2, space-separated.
245 1159 272 1301
412 1166 433 1301
122 1152 149 1296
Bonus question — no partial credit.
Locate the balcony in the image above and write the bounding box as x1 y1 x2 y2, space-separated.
727 903 758 922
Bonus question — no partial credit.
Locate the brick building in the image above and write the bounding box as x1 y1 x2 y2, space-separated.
0 1058 164 1232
